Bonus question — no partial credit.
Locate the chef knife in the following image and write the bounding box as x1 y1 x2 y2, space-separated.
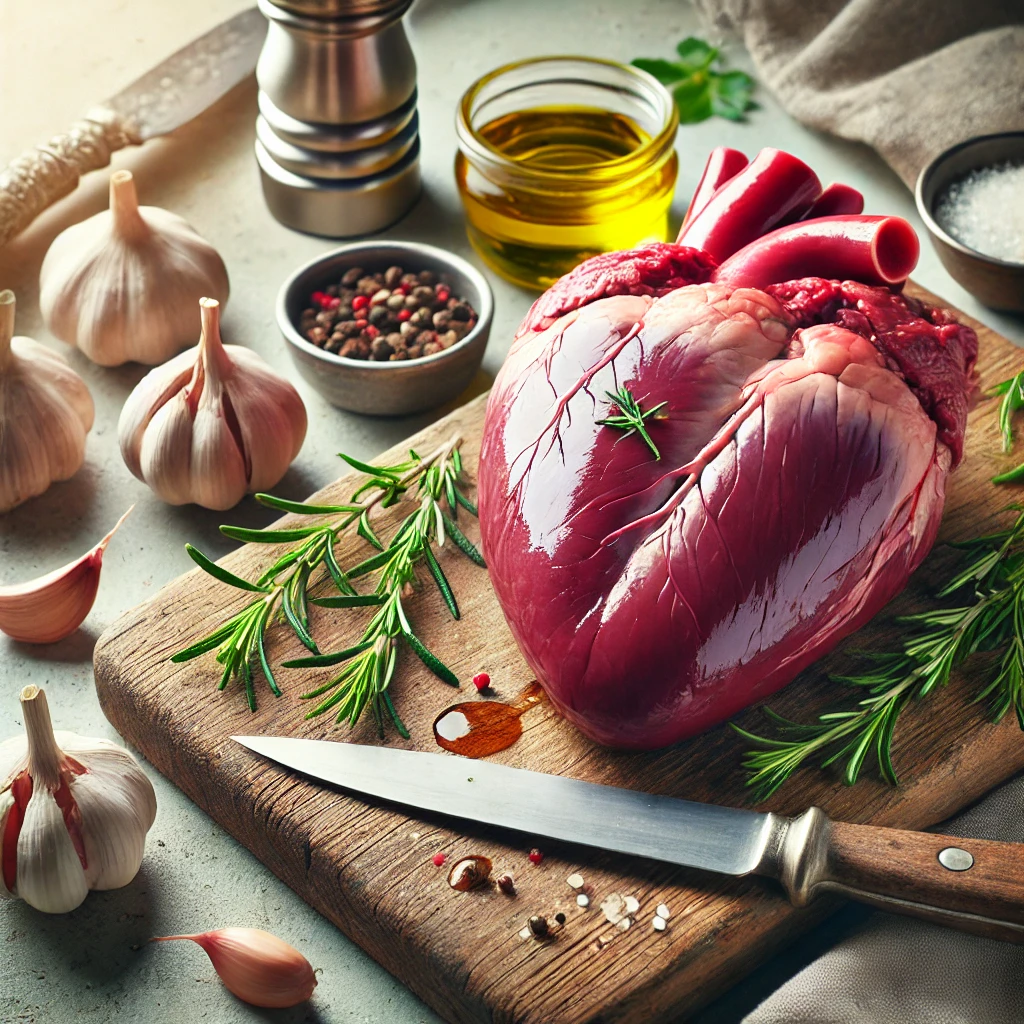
0 7 266 248
234 735 1024 942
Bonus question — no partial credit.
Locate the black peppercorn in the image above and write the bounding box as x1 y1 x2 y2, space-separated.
528 915 549 938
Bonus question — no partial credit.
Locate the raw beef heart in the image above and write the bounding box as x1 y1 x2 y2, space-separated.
478 259 977 749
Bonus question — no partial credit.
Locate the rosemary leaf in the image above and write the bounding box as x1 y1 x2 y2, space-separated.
423 543 459 620
220 525 322 544
185 544 269 593
403 628 460 687
310 594 387 608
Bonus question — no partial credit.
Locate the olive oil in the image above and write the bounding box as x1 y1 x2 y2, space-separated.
456 105 678 290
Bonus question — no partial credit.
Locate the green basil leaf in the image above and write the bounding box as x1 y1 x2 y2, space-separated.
631 57 686 85
675 36 717 69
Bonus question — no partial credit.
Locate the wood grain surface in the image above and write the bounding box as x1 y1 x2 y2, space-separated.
94 283 1024 1024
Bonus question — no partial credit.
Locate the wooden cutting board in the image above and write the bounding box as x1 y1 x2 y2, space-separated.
94 284 1024 1024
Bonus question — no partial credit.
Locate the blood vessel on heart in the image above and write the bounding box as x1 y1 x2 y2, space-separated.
478 146 978 750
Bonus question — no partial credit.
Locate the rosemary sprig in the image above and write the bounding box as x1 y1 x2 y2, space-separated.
172 437 484 736
734 506 1024 801
596 386 668 460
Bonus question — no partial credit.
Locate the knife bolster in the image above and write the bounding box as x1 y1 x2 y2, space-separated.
774 806 832 907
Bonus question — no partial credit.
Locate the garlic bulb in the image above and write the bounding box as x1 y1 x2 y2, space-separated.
152 928 317 1008
0 506 131 644
0 685 157 913
118 298 307 510
39 170 229 366
0 289 94 513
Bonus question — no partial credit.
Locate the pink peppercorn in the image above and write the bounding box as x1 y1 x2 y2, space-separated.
397 308 412 322
432 852 447 867
355 319 368 329
529 848 543 865
365 324 379 339
351 294 369 311
327 296 341 310
472 672 490 692
436 286 451 302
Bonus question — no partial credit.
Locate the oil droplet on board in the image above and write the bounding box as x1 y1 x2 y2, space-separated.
432 681 544 758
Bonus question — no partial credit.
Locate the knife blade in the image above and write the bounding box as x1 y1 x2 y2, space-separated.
0 7 266 247
235 735 1024 943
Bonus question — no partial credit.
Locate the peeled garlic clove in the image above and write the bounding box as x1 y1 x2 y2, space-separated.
152 928 317 1008
0 685 157 913
118 298 307 510
39 170 230 366
0 506 131 643
0 289 95 513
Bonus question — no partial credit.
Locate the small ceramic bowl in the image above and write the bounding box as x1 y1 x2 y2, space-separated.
277 241 494 415
915 132 1024 312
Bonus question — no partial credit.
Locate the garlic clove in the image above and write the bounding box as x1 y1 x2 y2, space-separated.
152 928 317 1008
0 505 132 644
0 290 95 513
222 354 308 492
40 170 230 367
16 781 90 913
117 349 196 480
72 749 157 890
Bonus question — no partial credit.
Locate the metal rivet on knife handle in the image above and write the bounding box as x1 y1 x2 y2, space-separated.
938 847 975 871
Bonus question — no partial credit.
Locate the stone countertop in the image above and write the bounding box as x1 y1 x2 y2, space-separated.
1 2 1021 1022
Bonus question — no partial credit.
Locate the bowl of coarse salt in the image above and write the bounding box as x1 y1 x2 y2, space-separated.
916 132 1024 312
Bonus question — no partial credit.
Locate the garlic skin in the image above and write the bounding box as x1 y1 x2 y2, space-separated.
39 170 229 367
152 928 317 1008
0 686 157 914
118 298 307 510
0 289 94 513
0 506 131 644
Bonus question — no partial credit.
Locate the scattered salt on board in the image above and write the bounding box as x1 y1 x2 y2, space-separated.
935 162 1024 263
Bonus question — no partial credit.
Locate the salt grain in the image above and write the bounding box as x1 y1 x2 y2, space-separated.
624 896 640 914
519 927 532 940
653 916 667 932
935 162 1024 263
656 903 670 919
566 873 585 890
616 917 631 931
576 893 590 908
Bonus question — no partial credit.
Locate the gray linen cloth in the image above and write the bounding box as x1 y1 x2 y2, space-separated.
695 0 1024 186
687 2 1024 1020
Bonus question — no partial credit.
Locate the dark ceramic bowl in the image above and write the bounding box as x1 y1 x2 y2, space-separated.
277 241 493 416
915 132 1024 312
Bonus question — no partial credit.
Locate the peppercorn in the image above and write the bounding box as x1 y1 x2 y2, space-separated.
368 305 390 326
341 267 363 286
384 265 404 287
386 293 406 311
472 672 491 692
371 336 393 361
554 912 567 925
351 294 369 312
529 848 544 865
496 874 515 895
528 915 549 938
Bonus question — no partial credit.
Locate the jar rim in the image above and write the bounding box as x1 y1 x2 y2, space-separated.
456 55 679 185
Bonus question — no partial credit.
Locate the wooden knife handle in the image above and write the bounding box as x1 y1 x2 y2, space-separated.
0 107 140 248
776 808 1024 942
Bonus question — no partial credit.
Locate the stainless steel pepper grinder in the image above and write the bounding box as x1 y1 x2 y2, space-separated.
255 0 421 237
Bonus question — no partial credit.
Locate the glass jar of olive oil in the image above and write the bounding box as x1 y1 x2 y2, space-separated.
455 57 679 290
